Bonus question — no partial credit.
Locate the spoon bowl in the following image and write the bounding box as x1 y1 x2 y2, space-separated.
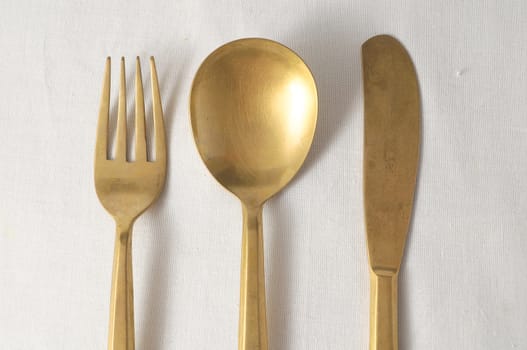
190 38 317 350
190 38 317 206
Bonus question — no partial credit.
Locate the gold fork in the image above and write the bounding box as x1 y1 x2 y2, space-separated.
94 57 167 350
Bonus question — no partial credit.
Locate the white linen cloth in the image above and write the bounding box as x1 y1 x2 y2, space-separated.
0 0 526 348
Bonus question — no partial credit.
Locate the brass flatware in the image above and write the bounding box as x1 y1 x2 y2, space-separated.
362 35 420 350
190 38 317 350
94 57 167 350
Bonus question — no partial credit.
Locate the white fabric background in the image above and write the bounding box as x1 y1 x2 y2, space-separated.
0 0 526 349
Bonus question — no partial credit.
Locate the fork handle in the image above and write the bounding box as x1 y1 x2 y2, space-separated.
369 270 398 350
108 224 135 350
239 204 268 350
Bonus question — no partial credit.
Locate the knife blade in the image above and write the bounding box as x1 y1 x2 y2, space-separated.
362 34 420 350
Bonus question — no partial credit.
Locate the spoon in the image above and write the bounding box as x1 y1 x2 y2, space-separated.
190 38 317 350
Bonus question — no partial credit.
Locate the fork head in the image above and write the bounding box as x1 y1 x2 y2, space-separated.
94 57 167 226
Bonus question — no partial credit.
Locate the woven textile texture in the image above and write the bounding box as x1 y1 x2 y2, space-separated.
0 0 526 348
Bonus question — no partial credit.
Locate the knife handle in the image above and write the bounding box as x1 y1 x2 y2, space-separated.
370 270 398 350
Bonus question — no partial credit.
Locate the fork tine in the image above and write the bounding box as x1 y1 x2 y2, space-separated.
115 57 127 162
150 56 166 163
95 57 111 161
135 57 147 162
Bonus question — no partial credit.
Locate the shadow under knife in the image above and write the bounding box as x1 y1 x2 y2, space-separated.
398 66 425 349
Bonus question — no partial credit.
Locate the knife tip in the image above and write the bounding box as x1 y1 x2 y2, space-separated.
362 34 400 49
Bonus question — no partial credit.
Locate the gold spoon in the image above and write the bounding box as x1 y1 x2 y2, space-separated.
190 38 317 350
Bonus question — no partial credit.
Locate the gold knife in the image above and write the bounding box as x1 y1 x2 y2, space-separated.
362 34 420 350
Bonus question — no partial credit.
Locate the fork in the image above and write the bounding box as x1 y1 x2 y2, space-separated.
94 57 167 350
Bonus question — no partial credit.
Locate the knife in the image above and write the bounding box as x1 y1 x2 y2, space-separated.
362 34 420 350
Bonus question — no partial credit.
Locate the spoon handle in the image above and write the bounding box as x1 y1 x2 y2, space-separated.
238 204 268 350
